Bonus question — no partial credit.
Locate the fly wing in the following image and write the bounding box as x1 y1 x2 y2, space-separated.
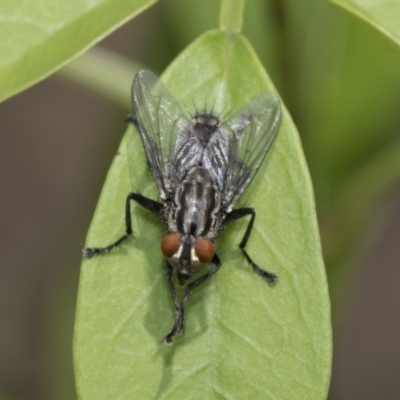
131 69 189 199
221 92 282 209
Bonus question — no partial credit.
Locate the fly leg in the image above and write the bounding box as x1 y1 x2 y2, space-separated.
162 262 182 344
162 254 222 345
224 208 278 285
82 193 162 258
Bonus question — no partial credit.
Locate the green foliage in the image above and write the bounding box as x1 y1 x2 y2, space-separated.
3 0 400 399
75 30 331 399
286 0 400 314
0 0 156 103
330 0 400 47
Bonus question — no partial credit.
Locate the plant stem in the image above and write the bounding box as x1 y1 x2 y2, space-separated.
56 47 142 109
219 0 245 33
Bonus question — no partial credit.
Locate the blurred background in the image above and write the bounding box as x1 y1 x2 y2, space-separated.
1 0 400 399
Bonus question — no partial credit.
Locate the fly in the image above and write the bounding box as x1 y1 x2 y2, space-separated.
83 69 282 344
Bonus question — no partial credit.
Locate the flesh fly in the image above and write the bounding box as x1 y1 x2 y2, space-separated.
83 69 282 344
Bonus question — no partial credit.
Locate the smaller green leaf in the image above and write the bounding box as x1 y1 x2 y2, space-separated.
0 0 156 103
330 0 400 47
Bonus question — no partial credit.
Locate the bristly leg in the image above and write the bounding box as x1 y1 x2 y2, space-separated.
82 192 162 258
162 255 222 344
224 207 278 285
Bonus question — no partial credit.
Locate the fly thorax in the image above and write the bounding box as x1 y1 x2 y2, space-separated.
173 167 222 238
191 113 220 145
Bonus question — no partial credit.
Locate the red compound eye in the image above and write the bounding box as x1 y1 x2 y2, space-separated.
161 233 181 258
194 237 215 263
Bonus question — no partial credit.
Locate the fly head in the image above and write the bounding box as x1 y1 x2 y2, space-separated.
161 233 215 285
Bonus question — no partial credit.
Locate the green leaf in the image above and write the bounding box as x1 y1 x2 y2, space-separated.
0 0 156 103
329 0 400 47
75 30 331 399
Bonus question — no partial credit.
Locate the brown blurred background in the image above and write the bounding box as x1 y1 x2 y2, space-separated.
1 1 400 399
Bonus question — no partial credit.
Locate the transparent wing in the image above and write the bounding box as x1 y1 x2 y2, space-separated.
221 92 282 209
131 69 189 199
